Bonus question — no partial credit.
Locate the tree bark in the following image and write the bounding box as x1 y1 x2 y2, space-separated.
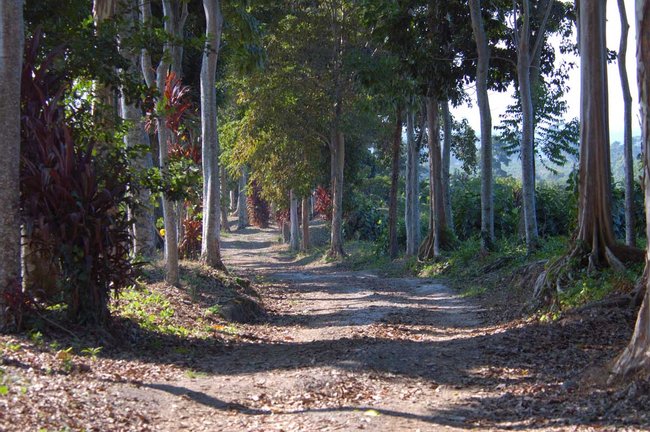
290 190 300 251
329 129 345 257
618 0 636 247
220 168 231 233
200 0 225 270
441 100 453 233
517 0 540 251
469 0 494 250
611 0 650 379
388 107 402 259
229 189 236 212
419 98 450 260
120 0 155 258
159 0 179 284
0 0 23 329
405 108 421 257
237 166 249 229
575 0 620 268
301 195 310 251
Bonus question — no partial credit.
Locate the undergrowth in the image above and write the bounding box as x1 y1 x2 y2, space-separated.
416 235 643 319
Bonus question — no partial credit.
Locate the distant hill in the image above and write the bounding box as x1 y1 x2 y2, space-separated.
449 136 642 184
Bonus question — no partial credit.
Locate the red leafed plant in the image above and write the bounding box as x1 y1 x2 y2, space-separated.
179 218 202 259
144 71 194 138
275 209 290 227
314 186 332 220
247 181 270 228
20 32 134 325
163 72 193 133
169 142 201 165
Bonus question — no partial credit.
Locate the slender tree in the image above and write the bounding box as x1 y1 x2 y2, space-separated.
405 107 421 256
468 0 494 250
388 108 402 259
237 166 249 229
611 0 650 378
141 0 180 285
221 169 231 233
328 1 346 258
441 99 454 231
301 195 310 251
120 0 156 257
200 0 226 270
514 0 554 251
0 0 23 329
618 0 636 247
419 98 453 260
289 190 300 251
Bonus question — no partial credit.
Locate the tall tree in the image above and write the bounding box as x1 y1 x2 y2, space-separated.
611 0 650 378
574 0 620 268
534 0 643 303
469 0 494 250
0 0 23 329
237 166 249 229
441 99 454 231
141 0 180 285
419 97 453 259
289 190 300 251
328 0 347 258
200 0 225 270
120 0 156 257
388 108 402 259
618 0 636 247
301 195 310 251
514 0 554 251
405 107 422 256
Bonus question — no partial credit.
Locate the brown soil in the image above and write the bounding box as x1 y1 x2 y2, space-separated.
2 224 649 431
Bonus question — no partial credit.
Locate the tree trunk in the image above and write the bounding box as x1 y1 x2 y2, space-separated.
120 0 155 258
618 0 636 247
0 0 23 329
157 0 180 285
405 108 421 256
200 0 225 270
290 190 300 251
170 0 188 77
301 195 310 251
575 0 621 268
388 107 402 259
612 0 650 378
419 98 451 260
329 129 345 257
220 168 231 233
441 100 453 232
230 189 236 212
237 166 249 229
518 0 540 251
469 0 494 250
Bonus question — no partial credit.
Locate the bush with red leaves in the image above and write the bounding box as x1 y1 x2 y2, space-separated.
179 218 202 259
247 181 270 228
314 186 332 221
20 33 134 325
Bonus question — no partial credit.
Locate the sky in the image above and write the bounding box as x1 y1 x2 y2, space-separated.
451 0 641 144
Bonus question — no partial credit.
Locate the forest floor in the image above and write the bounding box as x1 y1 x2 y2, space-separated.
1 222 650 431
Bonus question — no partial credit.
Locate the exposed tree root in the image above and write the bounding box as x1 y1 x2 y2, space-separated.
610 286 650 381
532 241 644 309
417 227 456 262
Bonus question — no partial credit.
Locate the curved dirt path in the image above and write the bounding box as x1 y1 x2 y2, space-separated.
119 225 493 431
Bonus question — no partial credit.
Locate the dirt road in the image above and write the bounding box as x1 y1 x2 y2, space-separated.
117 226 648 431
117 226 493 431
